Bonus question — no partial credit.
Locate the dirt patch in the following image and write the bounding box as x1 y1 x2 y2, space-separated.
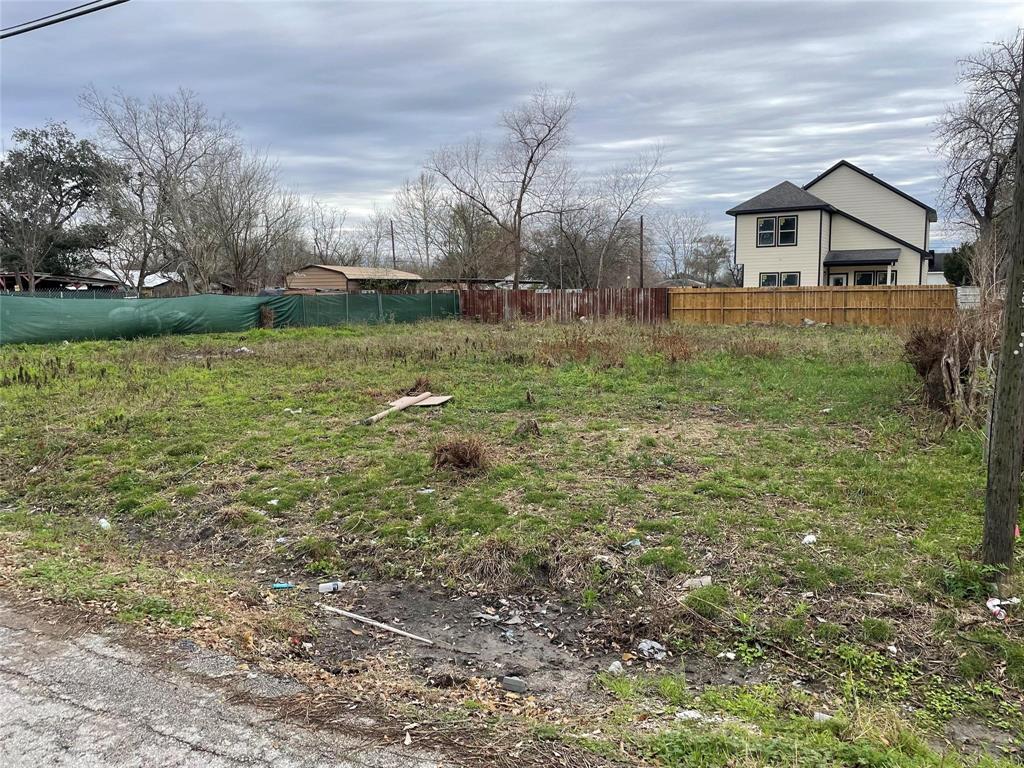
306 581 600 698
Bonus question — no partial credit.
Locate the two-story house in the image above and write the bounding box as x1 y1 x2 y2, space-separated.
726 160 937 288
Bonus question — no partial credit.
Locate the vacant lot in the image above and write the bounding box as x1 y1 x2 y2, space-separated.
1 321 1021 766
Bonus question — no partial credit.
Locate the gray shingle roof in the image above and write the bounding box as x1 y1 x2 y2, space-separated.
726 181 833 216
824 249 900 266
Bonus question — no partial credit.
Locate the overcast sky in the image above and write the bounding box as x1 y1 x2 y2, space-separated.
2 0 1022 246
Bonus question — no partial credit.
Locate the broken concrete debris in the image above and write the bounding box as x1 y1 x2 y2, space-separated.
606 660 625 676
682 575 712 590
98 518 112 531
499 675 528 693
637 639 667 660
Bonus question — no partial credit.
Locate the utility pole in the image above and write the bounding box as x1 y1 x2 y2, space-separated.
389 219 397 269
982 75 1024 578
558 210 564 290
639 214 645 290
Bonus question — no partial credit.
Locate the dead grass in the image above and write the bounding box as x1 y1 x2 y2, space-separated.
432 436 490 475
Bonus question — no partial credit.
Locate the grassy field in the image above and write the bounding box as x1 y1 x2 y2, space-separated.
0 320 1021 766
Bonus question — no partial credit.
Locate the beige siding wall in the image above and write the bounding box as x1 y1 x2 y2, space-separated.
806 165 928 247
736 210 821 287
286 267 348 291
828 215 924 285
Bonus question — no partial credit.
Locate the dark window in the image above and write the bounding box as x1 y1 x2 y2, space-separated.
830 274 848 286
756 217 775 247
875 270 897 285
778 216 798 246
781 271 800 287
759 272 779 287
854 271 875 286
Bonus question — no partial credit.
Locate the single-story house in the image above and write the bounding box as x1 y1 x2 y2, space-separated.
0 271 124 293
727 160 938 288
286 264 422 293
88 268 186 297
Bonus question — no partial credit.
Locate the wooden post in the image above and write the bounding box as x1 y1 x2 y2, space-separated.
639 214 645 290
982 78 1024 577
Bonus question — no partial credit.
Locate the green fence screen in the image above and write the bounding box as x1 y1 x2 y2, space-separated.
0 292 460 345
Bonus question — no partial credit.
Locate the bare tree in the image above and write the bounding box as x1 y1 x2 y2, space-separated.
591 147 665 288
348 205 392 268
937 30 1022 240
206 149 301 293
393 172 443 270
689 233 731 286
651 209 709 278
80 86 236 292
982 66 1023 577
308 198 351 264
431 87 575 288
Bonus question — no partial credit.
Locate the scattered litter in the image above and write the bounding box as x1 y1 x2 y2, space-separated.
637 639 667 660
503 612 525 625
267 499 279 507
682 575 712 590
318 581 344 594
28 466 39 474
887 645 898 656
717 651 737 661
499 676 528 693
801 533 817 545
986 596 1020 621
676 709 703 721
272 582 295 590
813 711 833 722
275 536 290 544
97 518 112 531
403 731 412 746
623 538 643 550
283 407 303 415
471 611 502 622
318 603 434 646
606 660 625 676
416 488 435 495
234 346 253 354
592 554 616 571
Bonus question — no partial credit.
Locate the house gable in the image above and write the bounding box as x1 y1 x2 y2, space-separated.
804 161 934 248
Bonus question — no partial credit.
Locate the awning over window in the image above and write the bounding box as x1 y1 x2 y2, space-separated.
824 249 900 266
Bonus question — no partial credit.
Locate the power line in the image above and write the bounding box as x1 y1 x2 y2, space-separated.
1 1 105 32
0 0 132 41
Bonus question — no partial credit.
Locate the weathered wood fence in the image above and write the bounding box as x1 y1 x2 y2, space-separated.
460 288 668 324
668 286 956 327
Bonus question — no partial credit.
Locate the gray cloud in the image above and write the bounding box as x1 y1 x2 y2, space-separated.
2 0 1022 245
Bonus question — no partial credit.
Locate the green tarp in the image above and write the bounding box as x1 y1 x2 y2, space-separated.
0 292 460 345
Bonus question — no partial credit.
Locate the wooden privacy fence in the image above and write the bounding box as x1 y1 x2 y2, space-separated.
460 288 668 324
669 286 956 328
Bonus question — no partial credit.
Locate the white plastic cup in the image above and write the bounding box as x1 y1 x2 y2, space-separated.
318 581 343 594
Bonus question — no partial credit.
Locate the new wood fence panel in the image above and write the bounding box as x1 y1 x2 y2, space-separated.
669 286 955 328
460 288 668 324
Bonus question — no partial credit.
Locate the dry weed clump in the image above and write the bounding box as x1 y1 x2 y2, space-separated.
535 327 626 368
724 336 781 359
647 330 696 363
432 436 490 475
904 309 998 426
